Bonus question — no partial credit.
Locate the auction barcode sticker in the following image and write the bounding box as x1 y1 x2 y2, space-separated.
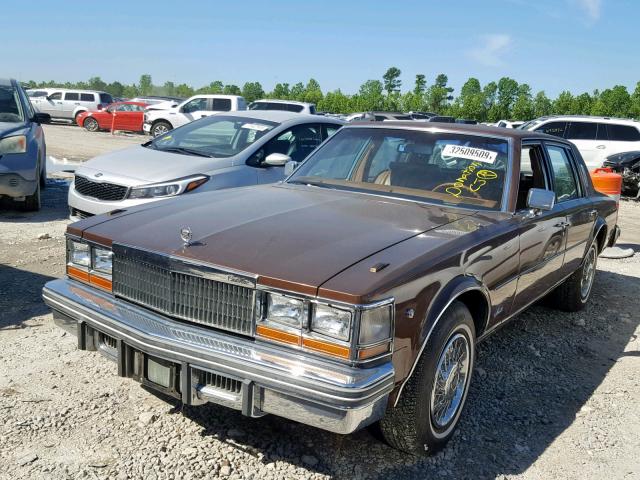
442 144 497 164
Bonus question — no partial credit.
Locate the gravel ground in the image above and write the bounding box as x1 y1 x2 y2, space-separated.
0 172 639 479
43 123 144 164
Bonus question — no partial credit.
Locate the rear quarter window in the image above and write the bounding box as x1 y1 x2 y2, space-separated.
99 93 113 104
607 124 640 141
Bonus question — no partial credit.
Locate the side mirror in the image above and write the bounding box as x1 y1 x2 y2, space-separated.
526 188 555 213
263 153 291 166
32 112 50 124
284 160 300 176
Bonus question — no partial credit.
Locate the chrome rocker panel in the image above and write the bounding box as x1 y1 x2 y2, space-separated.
42 279 394 434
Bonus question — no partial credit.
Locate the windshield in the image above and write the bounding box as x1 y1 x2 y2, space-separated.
150 115 278 157
0 85 24 123
289 128 509 210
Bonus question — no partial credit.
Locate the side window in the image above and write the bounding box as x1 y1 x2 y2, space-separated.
322 124 341 140
546 145 579 202
608 124 640 141
517 144 548 210
536 121 567 138
99 93 113 104
596 123 608 141
263 125 322 162
80 93 95 102
211 98 232 111
49 92 62 100
64 92 79 101
182 98 207 113
116 104 131 112
309 105 316 115
288 104 304 113
566 122 597 140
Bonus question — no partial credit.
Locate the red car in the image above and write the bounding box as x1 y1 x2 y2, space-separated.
77 102 148 133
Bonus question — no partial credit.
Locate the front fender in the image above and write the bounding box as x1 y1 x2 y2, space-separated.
392 275 490 407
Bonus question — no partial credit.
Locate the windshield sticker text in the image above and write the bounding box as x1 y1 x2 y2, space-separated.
442 144 498 164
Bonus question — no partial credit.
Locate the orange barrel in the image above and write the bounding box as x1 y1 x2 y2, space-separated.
591 167 622 205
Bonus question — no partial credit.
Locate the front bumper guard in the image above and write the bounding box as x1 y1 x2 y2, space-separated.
42 279 394 434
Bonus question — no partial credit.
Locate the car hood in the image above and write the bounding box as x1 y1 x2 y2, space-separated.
74 145 232 185
0 122 27 138
71 184 473 295
605 151 640 167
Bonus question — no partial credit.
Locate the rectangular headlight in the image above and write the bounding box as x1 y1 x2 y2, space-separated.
359 305 393 345
266 293 305 329
92 247 113 276
68 240 90 267
311 304 352 342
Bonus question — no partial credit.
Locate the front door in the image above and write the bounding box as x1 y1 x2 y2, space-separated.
544 142 596 275
512 142 568 312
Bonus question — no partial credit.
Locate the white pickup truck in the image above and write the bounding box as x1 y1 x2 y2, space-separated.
143 94 246 136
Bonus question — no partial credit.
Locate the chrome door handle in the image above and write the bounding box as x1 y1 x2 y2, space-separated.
596 145 606 149
589 210 597 218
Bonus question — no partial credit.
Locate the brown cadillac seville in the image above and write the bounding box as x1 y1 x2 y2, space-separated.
43 123 620 454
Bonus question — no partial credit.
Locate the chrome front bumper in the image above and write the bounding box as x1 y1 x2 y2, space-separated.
42 279 394 434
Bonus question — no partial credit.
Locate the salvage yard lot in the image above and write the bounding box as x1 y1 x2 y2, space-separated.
0 125 639 480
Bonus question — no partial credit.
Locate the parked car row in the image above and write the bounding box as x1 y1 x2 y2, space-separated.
43 118 620 455
29 88 114 124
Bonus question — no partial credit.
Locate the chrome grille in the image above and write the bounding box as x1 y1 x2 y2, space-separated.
74 175 128 201
195 369 242 394
113 248 255 336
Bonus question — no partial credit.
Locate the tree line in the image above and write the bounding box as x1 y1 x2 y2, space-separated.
24 68 640 122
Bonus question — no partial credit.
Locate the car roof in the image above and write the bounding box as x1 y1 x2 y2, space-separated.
221 110 344 124
253 99 313 106
347 120 564 141
30 87 109 94
529 115 640 126
189 94 243 99
0 78 15 87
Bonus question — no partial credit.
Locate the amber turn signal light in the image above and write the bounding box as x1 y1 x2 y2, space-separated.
302 337 351 359
255 324 301 346
357 343 390 360
67 266 112 293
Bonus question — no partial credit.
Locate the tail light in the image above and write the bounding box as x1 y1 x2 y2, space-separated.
97 104 103 110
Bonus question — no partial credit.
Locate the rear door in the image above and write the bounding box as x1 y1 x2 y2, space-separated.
61 92 81 119
113 103 140 131
565 121 599 168
209 98 232 115
512 141 568 312
603 123 640 162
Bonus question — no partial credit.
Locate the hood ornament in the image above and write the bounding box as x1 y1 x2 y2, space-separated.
180 226 193 246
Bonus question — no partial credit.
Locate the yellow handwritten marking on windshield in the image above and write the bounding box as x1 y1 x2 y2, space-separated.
445 161 481 197
446 167 499 198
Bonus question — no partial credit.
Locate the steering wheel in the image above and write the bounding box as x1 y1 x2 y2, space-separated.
432 182 481 198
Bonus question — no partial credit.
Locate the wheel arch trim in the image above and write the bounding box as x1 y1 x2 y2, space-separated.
392 278 490 408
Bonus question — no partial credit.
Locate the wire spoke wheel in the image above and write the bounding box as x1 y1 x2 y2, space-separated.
580 246 597 301
430 333 470 430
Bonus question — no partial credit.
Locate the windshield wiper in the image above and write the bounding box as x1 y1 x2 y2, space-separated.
288 178 331 188
157 147 213 157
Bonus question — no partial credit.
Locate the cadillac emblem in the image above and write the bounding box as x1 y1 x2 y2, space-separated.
180 226 193 246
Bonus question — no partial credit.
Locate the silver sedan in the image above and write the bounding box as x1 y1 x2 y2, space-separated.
68 111 344 220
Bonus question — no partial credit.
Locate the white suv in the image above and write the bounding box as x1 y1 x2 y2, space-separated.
30 89 114 124
143 94 246 136
522 115 640 169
